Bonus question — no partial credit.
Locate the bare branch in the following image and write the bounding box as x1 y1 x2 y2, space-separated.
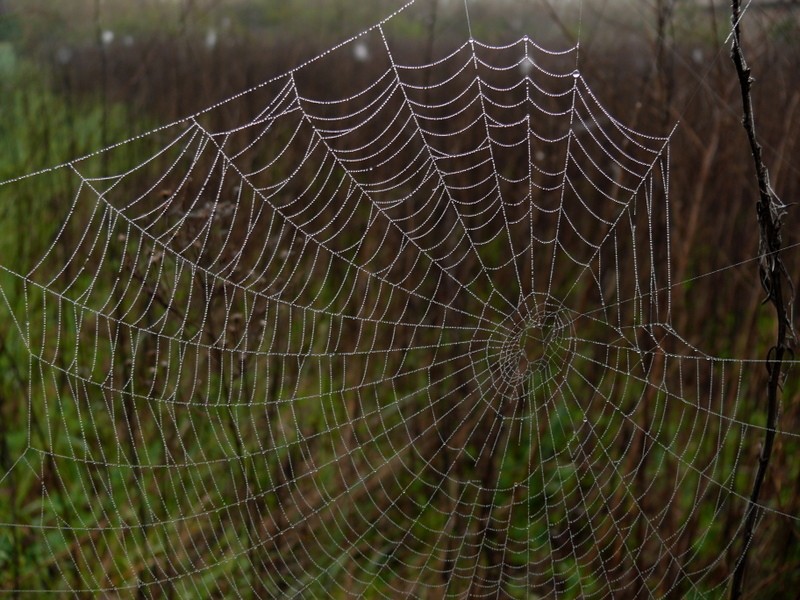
729 1 796 597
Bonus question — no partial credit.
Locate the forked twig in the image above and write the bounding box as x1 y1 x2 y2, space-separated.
729 1 795 598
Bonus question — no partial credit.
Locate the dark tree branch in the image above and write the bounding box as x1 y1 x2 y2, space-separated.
729 1 795 598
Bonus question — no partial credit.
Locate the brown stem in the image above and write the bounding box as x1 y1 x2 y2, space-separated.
729 1 795 597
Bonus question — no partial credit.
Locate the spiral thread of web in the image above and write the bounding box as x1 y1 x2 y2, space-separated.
0 7 792 598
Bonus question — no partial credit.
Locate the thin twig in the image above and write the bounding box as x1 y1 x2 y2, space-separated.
729 1 795 598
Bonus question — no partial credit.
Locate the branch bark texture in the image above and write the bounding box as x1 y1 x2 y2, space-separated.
729 1 795 598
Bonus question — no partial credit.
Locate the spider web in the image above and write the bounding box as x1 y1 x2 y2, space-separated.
0 1 797 598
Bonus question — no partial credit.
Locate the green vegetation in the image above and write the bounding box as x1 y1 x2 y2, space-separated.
0 1 798 598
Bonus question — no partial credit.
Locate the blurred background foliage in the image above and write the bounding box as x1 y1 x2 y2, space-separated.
0 0 798 597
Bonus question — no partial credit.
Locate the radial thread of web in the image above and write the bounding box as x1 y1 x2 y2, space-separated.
0 4 798 599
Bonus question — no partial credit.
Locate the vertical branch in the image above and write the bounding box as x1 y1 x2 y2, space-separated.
654 0 676 128
729 1 795 598
94 0 109 170
423 0 439 92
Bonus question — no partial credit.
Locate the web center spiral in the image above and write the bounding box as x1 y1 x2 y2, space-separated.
474 293 577 411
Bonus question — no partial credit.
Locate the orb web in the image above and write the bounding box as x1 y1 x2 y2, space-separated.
0 2 797 598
